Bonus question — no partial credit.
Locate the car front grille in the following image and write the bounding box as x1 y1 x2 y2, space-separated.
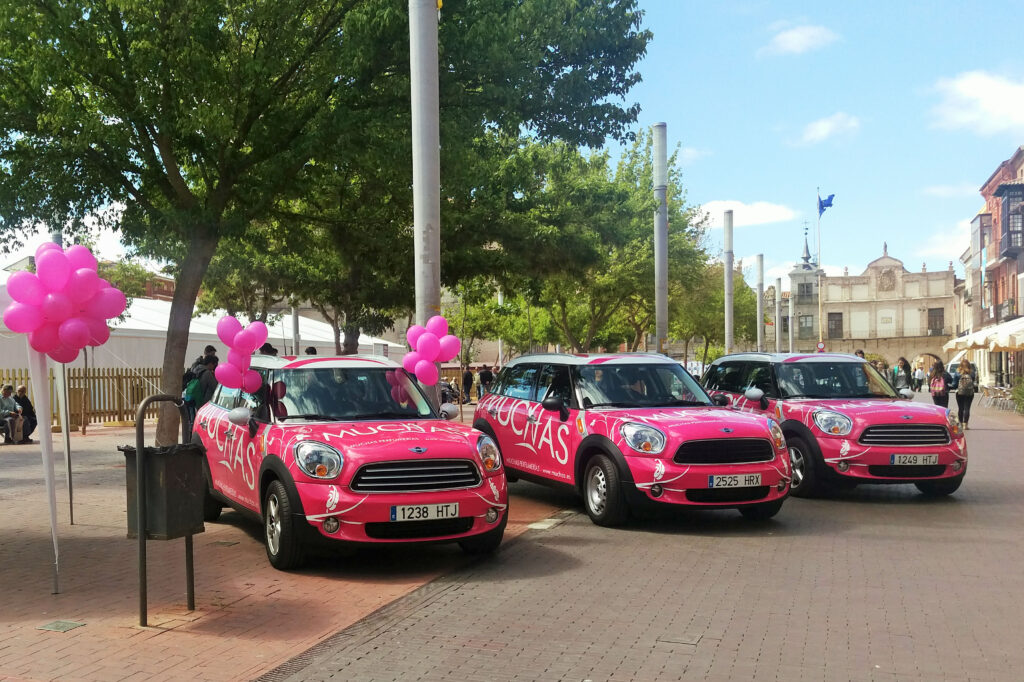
350 459 481 493
867 465 946 478
686 486 770 503
364 518 474 539
674 438 775 465
858 424 950 446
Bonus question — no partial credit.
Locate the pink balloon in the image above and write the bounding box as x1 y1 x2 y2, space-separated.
406 324 426 348
215 363 243 388
96 278 110 289
36 249 72 292
425 315 448 338
83 287 126 319
6 271 47 306
416 332 440 362
242 369 263 393
48 345 79 364
397 385 410 403
437 334 461 362
247 321 269 348
35 242 62 259
414 359 439 385
228 348 251 371
217 316 243 347
84 316 110 346
233 328 259 353
41 292 73 322
385 370 396 386
402 351 422 374
66 268 101 304
29 323 60 352
65 244 98 272
58 317 91 349
3 302 44 333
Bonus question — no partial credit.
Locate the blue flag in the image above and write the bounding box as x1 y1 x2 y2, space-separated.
818 193 834 216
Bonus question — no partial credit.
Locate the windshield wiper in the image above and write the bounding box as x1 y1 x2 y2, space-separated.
278 413 343 421
357 411 418 420
587 401 642 408
780 394 832 399
659 399 709 407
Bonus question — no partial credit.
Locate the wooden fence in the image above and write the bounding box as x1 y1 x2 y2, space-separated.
0 367 164 427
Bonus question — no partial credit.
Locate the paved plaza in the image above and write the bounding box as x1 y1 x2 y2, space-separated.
0 399 1022 681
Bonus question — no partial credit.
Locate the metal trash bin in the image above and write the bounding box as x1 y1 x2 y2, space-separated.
121 444 206 541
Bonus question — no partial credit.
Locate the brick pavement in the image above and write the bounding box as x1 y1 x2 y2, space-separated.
265 401 1024 682
0 416 568 682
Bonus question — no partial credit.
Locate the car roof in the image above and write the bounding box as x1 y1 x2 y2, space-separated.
710 352 865 365
504 352 679 367
249 354 400 370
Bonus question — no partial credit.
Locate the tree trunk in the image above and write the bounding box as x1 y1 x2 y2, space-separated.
342 321 360 355
701 337 710 367
156 231 220 445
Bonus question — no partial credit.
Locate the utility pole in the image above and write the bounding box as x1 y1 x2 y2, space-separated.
409 0 441 328
756 254 764 352
788 288 795 353
291 306 300 355
775 277 783 352
653 123 668 353
723 210 734 353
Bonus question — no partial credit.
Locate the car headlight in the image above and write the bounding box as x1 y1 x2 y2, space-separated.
946 409 963 436
768 419 786 449
294 441 343 479
620 422 667 454
477 435 502 473
812 409 853 436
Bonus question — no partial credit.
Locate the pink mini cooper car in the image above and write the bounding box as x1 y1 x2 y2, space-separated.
702 353 968 497
473 353 791 526
192 355 508 569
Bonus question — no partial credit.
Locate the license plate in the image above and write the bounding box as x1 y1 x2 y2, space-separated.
707 473 762 488
889 454 939 465
390 503 459 521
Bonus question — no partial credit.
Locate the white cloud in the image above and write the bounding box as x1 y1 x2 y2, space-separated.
678 147 709 165
916 219 971 261
701 200 798 228
799 112 860 144
921 183 979 198
759 24 838 56
932 71 1024 135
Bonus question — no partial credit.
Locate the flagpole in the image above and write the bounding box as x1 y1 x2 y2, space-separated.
817 187 823 344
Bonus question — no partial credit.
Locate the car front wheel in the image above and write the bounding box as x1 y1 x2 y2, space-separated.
582 455 629 527
788 435 820 498
915 473 964 497
263 480 305 570
458 512 508 555
739 499 784 521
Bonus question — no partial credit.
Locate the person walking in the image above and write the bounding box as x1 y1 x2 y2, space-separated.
479 365 494 397
952 358 977 429
13 385 36 443
892 357 912 391
462 367 474 405
928 361 953 408
194 355 220 409
913 365 925 392
0 384 24 444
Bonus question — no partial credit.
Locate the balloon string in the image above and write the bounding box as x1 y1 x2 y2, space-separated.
95 345 164 395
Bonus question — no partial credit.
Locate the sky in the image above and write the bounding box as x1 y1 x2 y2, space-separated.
620 0 1024 290
5 1 1024 296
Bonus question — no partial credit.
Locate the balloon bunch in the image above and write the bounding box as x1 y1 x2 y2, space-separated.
385 369 411 404
402 315 461 385
3 243 127 363
215 315 268 393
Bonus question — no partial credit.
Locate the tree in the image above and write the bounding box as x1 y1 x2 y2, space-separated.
0 0 651 443
670 261 759 365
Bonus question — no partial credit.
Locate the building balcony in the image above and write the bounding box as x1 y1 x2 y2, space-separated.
797 328 817 340
795 294 818 305
1000 229 1023 258
996 298 1017 322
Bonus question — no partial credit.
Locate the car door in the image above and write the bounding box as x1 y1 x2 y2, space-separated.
196 386 242 501
703 360 750 406
488 364 540 473
740 361 780 416
530 364 577 483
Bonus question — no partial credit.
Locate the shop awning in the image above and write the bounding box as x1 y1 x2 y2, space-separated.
945 316 1024 352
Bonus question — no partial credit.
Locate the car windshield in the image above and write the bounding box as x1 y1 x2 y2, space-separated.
245 367 435 421
775 361 898 399
575 363 711 408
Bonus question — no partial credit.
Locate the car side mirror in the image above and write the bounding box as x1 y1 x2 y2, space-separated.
711 393 730 407
541 395 570 421
227 406 258 437
744 387 769 410
439 403 459 420
899 388 914 400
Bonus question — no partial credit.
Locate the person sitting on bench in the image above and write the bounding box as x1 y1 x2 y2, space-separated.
14 385 36 443
0 384 24 444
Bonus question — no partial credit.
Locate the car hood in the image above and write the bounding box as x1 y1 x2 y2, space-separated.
269 419 483 459
588 406 775 441
783 398 950 424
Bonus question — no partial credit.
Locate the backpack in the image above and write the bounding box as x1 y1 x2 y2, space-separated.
929 374 948 397
956 373 975 396
183 377 201 404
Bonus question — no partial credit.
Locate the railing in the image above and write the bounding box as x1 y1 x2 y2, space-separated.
798 328 817 340
997 298 1016 321
795 294 818 305
0 367 163 427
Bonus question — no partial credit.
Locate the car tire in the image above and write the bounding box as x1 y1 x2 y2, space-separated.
787 435 820 498
582 454 629 527
915 473 964 497
739 498 784 521
458 512 507 555
263 480 305 570
201 461 223 522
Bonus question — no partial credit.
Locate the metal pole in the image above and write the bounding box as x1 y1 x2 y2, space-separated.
291 307 300 356
653 123 668 353
49 229 75 524
496 289 504 364
775 277 783 352
817 188 823 343
756 254 764 352
723 210 734 353
789 288 795 353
